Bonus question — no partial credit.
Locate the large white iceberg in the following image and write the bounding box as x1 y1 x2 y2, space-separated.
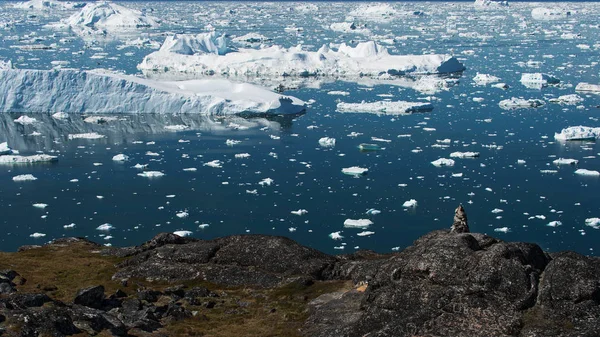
336 101 434 115
63 1 160 30
138 32 465 83
0 69 306 115
499 98 544 110
554 126 600 141
520 73 560 89
575 83 600 93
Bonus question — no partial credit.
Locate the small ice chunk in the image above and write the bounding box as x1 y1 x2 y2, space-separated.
183 168 197 172
33 203 48 209
259 178 274 186
63 223 76 228
517 159 526 164
329 231 344 240
357 231 375 237
176 211 189 218
450 151 479 158
402 199 418 208
547 221 562 227
291 209 308 216
29 232 46 238
137 171 165 178
575 169 600 176
499 98 544 110
226 139 241 146
548 94 583 105
552 158 578 165
174 230 193 237
14 116 37 125
358 143 381 151
13 174 37 181
584 218 600 229
491 208 503 214
342 166 368 175
204 160 223 168
68 133 105 140
96 223 114 231
343 219 373 229
52 112 69 119
473 73 501 85
366 208 381 215
112 154 129 162
431 158 455 167
318 137 336 147
494 227 510 233
235 153 251 159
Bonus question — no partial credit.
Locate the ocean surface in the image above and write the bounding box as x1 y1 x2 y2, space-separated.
0 1 599 255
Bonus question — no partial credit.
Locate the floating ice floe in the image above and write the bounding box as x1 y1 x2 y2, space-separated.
531 7 572 20
0 69 306 115
204 160 223 168
343 219 373 229
164 125 189 131
33 203 48 209
554 126 600 141
291 209 308 216
96 223 114 231
329 231 344 240
547 221 562 227
553 158 578 165
52 112 69 119
520 73 560 89
585 218 600 229
498 98 544 110
0 142 12 155
29 232 46 238
138 32 465 83
14 0 85 10
473 73 501 85
336 101 434 115
14 116 37 125
112 154 129 162
575 169 600 176
575 83 600 93
548 94 583 105
64 223 76 228
173 230 193 237
342 166 368 176
402 199 418 208
259 178 274 186
176 211 189 218
491 83 509 90
13 174 37 181
357 231 375 237
494 227 510 233
68 132 105 140
329 22 371 35
318 137 336 147
431 158 455 167
137 171 165 178
225 139 241 146
449 151 480 158
235 153 250 159
366 208 381 215
358 143 381 151
0 154 58 164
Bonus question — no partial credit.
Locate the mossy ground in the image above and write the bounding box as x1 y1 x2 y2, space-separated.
0 243 350 336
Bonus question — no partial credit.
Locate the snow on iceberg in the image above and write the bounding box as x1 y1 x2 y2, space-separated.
138 32 465 83
0 69 306 115
531 8 572 20
554 126 600 141
336 101 433 115
63 1 160 30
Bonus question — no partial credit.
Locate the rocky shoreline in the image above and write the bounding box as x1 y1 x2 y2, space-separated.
1 207 599 336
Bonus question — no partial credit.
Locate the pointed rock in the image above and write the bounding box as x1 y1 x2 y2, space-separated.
450 205 469 233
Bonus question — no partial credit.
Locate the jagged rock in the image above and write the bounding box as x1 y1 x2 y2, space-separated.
71 305 127 336
137 289 162 303
163 303 192 322
451 204 470 233
106 232 198 258
117 298 162 332
0 282 15 294
10 304 81 336
164 285 186 298
73 285 105 309
4 293 52 309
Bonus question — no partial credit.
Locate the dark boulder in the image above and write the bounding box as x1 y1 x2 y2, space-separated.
73 285 105 309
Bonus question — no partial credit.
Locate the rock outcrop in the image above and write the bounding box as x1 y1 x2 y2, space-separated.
1 206 599 336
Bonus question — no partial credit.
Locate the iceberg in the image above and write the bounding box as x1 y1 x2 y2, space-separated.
585 218 600 230
0 154 58 164
13 0 85 10
450 152 480 158
318 137 336 147
0 142 12 155
520 73 560 89
474 0 509 8
173 230 193 237
329 22 371 35
548 94 583 105
138 32 465 84
431 158 455 167
343 219 373 229
342 166 368 176
498 98 544 110
552 158 578 165
336 101 434 115
137 171 165 178
554 126 600 141
112 154 129 162
402 199 418 208
0 69 305 116
575 169 600 177
63 1 160 30
575 83 600 93
13 174 38 181
473 73 501 85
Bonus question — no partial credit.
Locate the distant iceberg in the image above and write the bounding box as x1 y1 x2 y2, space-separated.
575 83 600 93
63 1 160 29
0 69 306 115
13 0 85 10
336 101 433 115
474 0 509 8
138 32 465 84
531 8 572 20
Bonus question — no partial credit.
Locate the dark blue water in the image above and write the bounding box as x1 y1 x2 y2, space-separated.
1 1 599 255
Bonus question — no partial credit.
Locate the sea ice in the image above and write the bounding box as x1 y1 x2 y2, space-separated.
318 137 336 147
552 158 578 165
357 231 375 237
0 154 58 164
575 83 600 93
68 133 105 140
173 230 193 237
112 154 129 162
585 218 600 229
0 69 306 115
431 158 455 167
13 174 37 181
402 199 418 208
29 232 46 238
329 22 371 35
575 169 600 176
343 219 373 229
96 223 114 230
137 171 165 178
291 209 308 216
342 166 368 176
554 126 600 141
531 7 572 20
329 232 344 240
474 0 509 8
14 0 85 10
336 101 434 115
450 151 480 158
498 98 544 110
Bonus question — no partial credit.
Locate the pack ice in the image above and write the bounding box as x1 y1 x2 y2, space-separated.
138 32 465 82
0 69 306 115
336 101 434 115
531 7 572 20
13 0 85 10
